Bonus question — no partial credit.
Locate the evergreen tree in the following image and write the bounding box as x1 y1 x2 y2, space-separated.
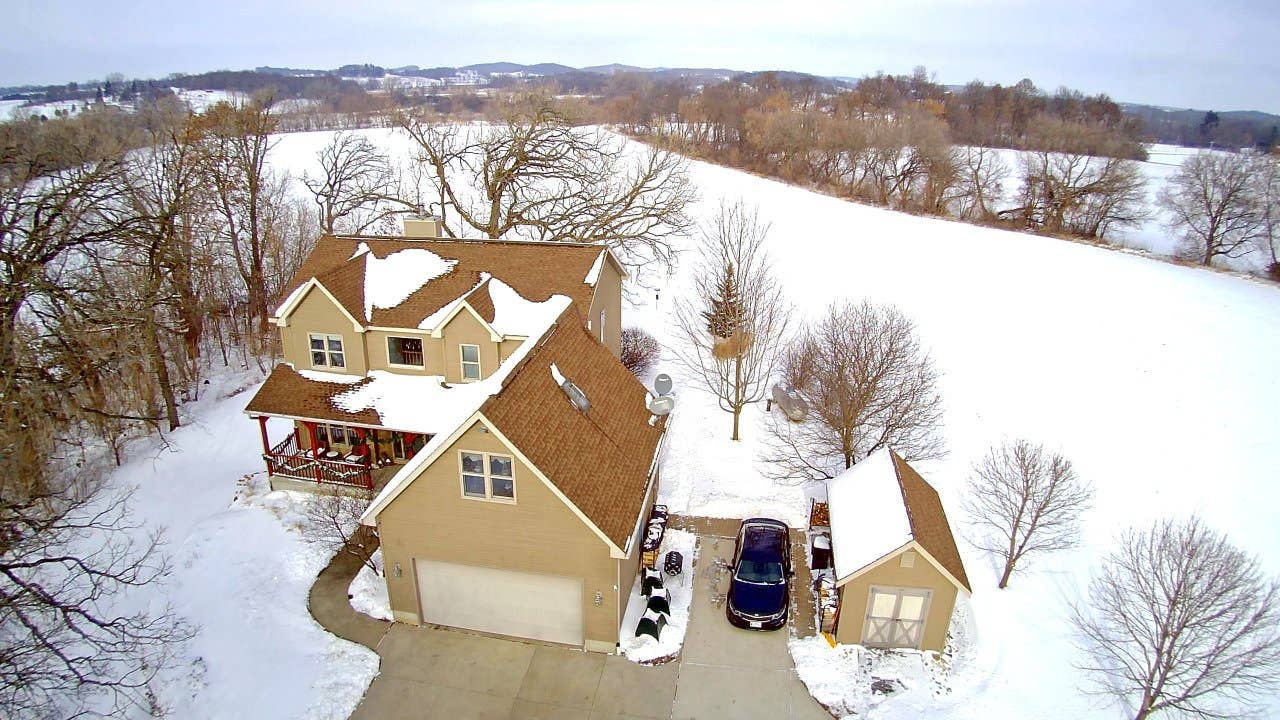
702 260 743 338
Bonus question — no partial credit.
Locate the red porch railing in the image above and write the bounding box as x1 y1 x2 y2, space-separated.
262 429 373 490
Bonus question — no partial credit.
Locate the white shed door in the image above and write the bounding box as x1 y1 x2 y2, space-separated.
415 559 584 646
862 586 932 649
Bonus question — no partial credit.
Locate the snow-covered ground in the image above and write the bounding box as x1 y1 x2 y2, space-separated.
618 529 698 663
98 367 378 719
349 549 393 621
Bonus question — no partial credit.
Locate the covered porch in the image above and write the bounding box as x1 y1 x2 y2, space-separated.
252 415 429 493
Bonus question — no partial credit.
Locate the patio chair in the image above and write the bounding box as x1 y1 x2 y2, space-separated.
646 587 671 616
642 568 664 597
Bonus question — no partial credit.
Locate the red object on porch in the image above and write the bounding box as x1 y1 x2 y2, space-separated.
404 433 417 459
302 421 323 483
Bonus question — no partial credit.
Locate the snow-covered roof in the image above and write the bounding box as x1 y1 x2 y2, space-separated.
827 448 913 581
360 243 457 322
583 249 606 285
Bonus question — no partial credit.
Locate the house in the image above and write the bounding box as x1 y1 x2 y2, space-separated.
826 448 970 653
245 218 664 653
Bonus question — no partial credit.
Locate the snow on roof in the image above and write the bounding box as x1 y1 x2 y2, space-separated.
363 245 458 322
489 278 570 337
827 447 913 581
583 249 606 285
296 368 364 385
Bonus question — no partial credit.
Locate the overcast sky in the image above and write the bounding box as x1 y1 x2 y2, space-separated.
2 0 1277 113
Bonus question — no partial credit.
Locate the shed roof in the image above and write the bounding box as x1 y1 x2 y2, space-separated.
827 448 970 592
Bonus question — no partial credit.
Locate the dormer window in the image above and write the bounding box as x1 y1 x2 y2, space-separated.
388 336 425 367
309 333 345 368
460 344 481 381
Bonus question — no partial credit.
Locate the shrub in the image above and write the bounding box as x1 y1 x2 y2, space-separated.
621 327 660 375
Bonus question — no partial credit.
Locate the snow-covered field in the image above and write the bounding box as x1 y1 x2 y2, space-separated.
81 125 1279 719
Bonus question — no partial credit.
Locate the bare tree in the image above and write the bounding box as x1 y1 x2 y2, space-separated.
951 146 1010 221
302 491 378 573
0 476 193 717
674 201 790 440
763 300 943 480
962 439 1092 588
1249 154 1279 277
620 327 661 376
1072 517 1280 720
1007 116 1148 238
196 95 280 343
302 130 415 234
397 94 695 273
1159 150 1263 266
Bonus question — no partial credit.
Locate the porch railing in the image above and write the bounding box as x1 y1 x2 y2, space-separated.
263 430 373 490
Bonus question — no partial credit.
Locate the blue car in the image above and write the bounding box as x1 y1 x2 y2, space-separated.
726 518 792 630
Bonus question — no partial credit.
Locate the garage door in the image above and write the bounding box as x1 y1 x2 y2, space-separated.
414 559 584 646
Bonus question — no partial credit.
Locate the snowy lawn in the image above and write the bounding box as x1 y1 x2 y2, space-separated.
349 549 393 621
618 529 698 664
98 368 378 719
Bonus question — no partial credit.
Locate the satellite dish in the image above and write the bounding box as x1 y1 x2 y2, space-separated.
653 373 673 396
648 395 675 416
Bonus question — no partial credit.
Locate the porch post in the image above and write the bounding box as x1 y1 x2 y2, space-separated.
405 433 417 459
256 416 270 454
368 429 380 464
304 421 323 484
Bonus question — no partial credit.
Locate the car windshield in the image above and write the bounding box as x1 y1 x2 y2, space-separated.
735 558 785 584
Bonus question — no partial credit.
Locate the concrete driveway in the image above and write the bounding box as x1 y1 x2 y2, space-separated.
348 533 830 719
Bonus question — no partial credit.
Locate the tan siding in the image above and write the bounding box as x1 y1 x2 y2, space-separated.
588 256 623 358
376 420 620 647
499 338 523 364
439 307 501 383
280 287 366 375
834 547 959 652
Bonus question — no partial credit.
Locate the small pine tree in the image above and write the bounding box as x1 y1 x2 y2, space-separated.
702 261 743 339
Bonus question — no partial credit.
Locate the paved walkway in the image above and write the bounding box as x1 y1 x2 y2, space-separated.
308 527 391 651
311 525 832 719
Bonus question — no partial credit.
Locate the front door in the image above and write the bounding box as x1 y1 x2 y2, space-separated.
862 586 931 649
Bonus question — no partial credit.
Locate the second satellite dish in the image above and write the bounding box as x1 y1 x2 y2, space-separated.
648 395 675 416
654 373 673 396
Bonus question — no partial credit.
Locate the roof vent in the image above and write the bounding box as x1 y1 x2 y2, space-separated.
550 363 590 413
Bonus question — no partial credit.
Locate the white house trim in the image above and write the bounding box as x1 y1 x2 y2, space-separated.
834 539 969 595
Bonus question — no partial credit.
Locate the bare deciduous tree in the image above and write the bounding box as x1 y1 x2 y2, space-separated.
962 439 1092 588
675 201 790 440
303 130 415 235
1250 154 1279 277
302 490 378 573
764 300 943 480
1072 517 1280 720
1158 150 1263 266
0 477 193 717
397 94 695 274
620 327 661 376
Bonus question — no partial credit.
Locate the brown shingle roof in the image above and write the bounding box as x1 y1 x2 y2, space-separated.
480 307 666 549
277 236 605 329
245 365 383 426
891 452 971 592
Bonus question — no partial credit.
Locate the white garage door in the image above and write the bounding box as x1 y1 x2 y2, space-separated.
414 559 584 646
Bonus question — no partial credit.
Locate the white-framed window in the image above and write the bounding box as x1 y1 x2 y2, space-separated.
459 344 481 381
459 450 515 502
309 333 345 368
598 309 606 342
387 336 424 367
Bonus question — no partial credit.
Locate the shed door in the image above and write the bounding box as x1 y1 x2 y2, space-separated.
862 586 932 649
414 559 584 646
